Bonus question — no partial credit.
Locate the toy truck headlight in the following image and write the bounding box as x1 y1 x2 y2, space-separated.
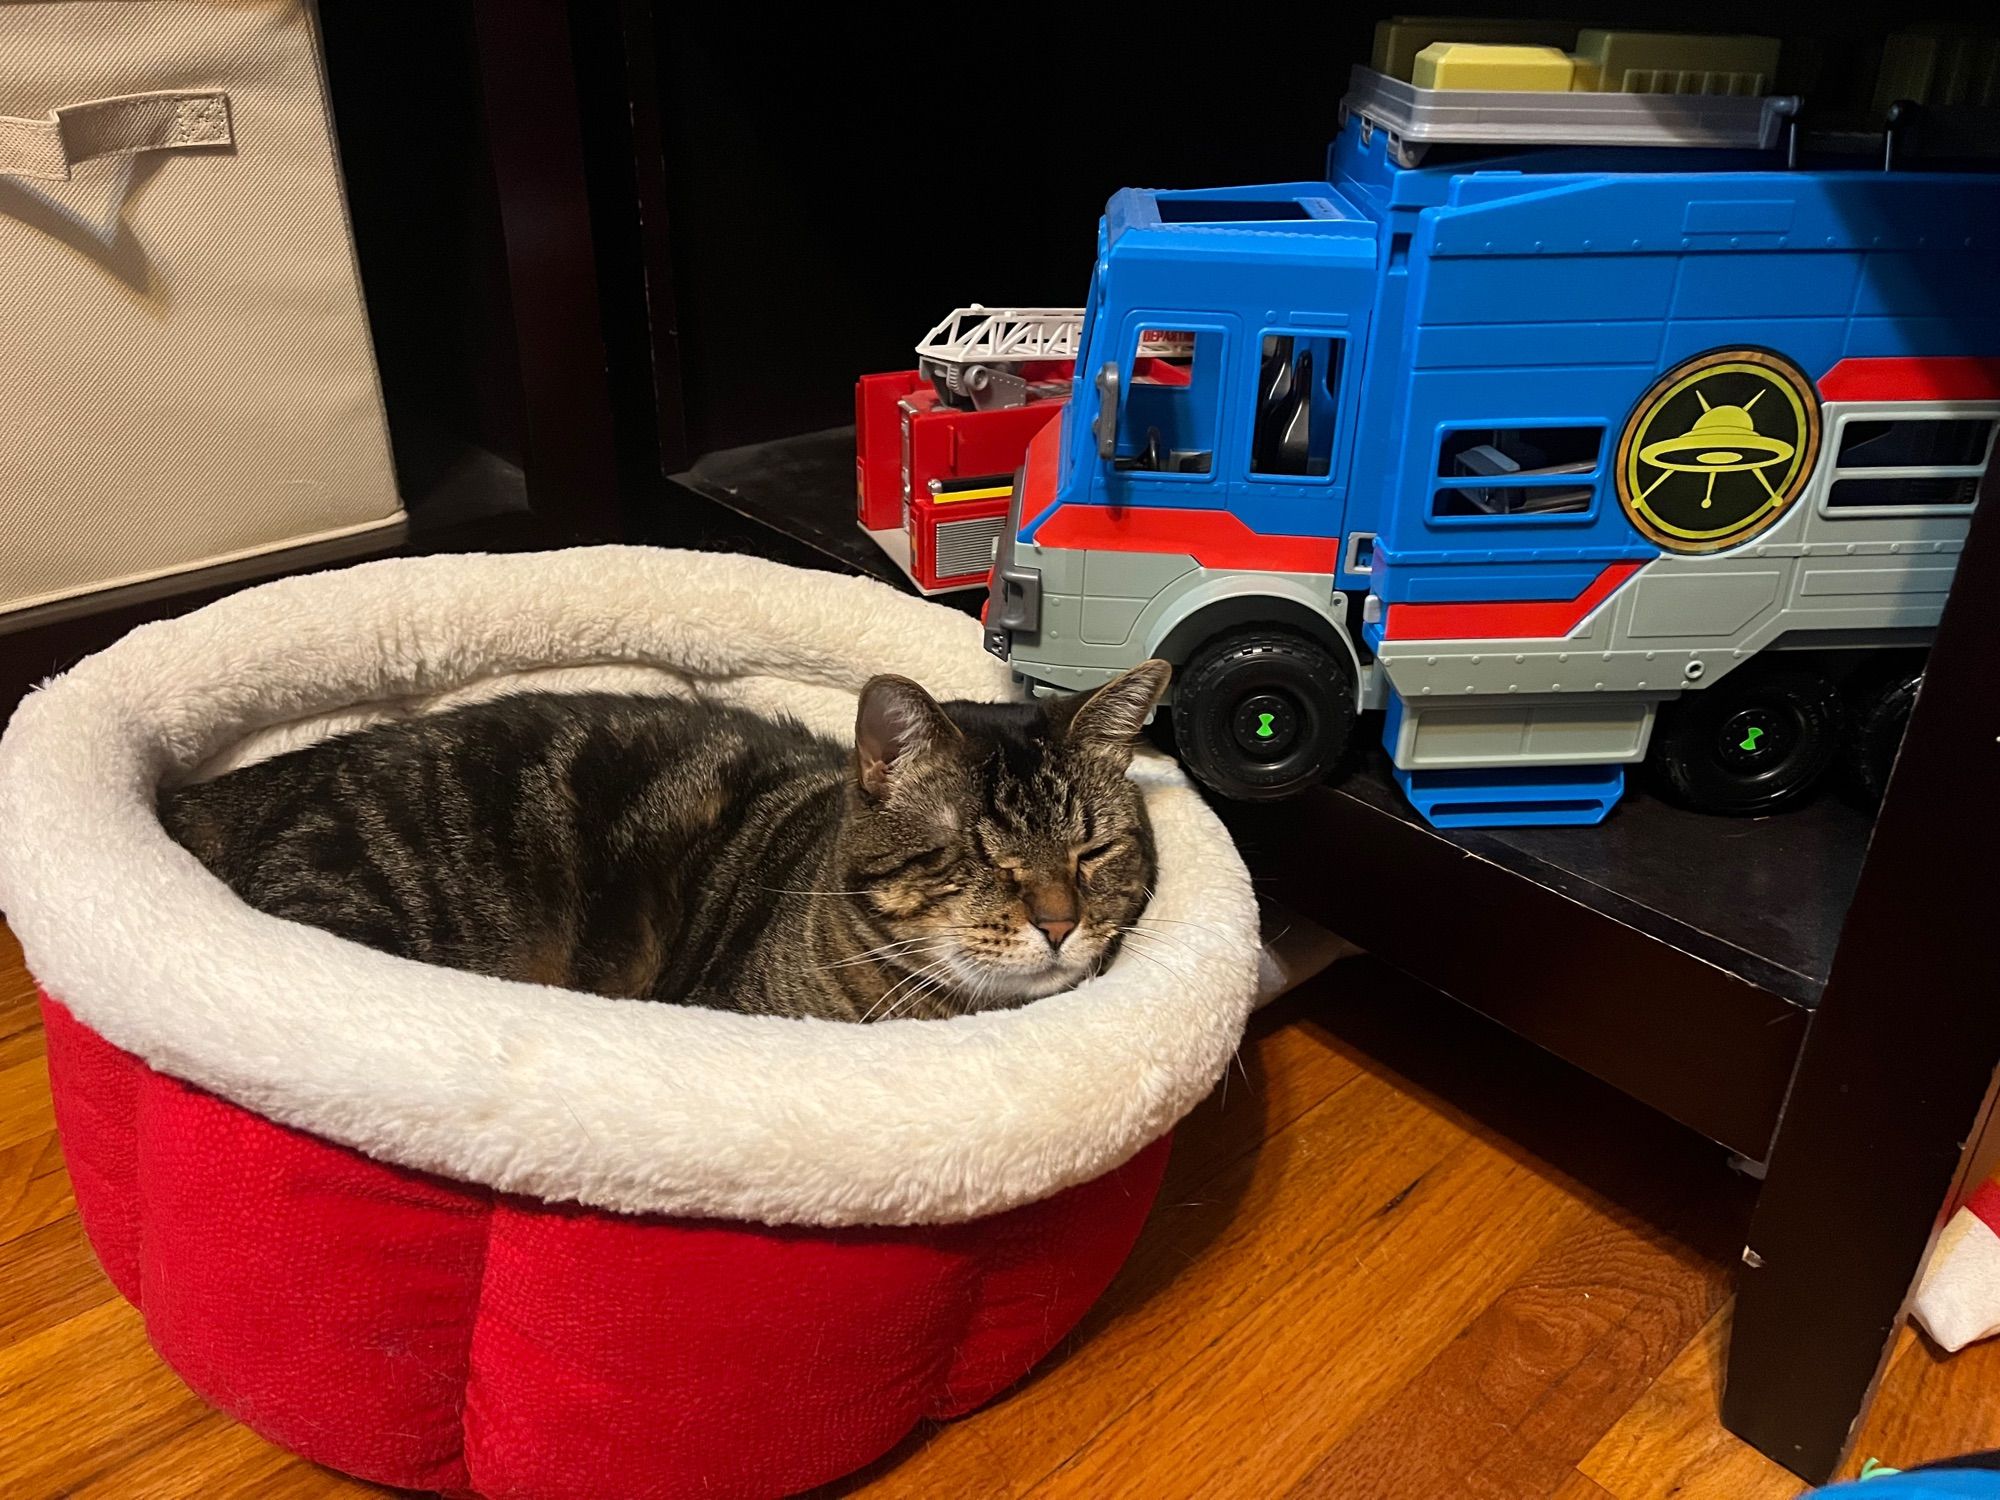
983 465 1041 658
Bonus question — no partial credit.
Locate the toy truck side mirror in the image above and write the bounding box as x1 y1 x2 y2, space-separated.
1092 361 1120 460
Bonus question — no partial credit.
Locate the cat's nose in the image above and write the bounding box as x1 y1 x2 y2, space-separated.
1033 916 1076 950
1028 882 1078 950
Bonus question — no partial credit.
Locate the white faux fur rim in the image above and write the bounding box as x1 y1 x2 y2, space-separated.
0 547 1259 1227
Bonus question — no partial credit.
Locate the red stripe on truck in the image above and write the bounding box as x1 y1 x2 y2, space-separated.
1029 505 1339 574
1817 357 2000 403
1383 561 1644 642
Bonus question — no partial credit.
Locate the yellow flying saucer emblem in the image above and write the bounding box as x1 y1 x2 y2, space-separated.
1617 349 1821 554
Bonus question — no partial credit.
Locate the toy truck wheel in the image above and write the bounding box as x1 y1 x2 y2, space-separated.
1648 668 1842 816
1844 667 1924 808
1171 630 1356 801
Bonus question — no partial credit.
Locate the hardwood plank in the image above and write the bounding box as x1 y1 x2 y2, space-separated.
0 922 26 994
0 1210 118 1348
0 1055 56 1153
1293 1190 1733 1499
0 1025 43 1075
1456 1266 1731 1500
1034 1141 1583 1498
70 1410 393 1499
1550 1474 1620 1500
1839 1326 2000 1480
0 938 44 1074
1155 988 1367 1196
0 1300 214 1499
0 1132 73 1246
1455 1178 1753 1500
1579 1308 1803 1500
830 1063 1455 1498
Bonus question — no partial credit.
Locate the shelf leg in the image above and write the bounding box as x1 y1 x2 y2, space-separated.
1722 480 2000 1483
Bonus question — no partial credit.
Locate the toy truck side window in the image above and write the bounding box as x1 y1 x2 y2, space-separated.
1820 412 1998 515
1115 329 1220 477
1430 424 1604 522
1249 334 1345 480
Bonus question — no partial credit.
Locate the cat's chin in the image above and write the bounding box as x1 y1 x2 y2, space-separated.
942 950 1100 1009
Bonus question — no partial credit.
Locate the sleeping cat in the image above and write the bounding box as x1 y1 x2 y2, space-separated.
159 660 1171 1022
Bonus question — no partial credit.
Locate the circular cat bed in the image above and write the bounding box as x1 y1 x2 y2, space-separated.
0 547 1259 1500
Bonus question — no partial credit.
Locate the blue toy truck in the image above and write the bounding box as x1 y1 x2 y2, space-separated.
983 69 2000 828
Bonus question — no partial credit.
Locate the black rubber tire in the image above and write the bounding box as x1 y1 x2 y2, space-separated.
1648 667 1842 816
1844 668 1923 808
1171 629 1356 801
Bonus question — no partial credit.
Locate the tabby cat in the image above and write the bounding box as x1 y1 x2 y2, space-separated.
159 660 1172 1021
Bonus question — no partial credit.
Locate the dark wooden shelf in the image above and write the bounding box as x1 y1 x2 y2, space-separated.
672 427 888 579
669 426 986 615
1329 750 1868 1010
1222 779 1813 1163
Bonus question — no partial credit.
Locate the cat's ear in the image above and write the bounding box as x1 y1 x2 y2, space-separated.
1059 659 1171 764
855 675 960 800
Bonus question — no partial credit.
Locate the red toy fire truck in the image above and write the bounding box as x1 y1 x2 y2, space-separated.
854 306 1076 593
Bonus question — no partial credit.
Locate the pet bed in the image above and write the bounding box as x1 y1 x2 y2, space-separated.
0 546 1260 1500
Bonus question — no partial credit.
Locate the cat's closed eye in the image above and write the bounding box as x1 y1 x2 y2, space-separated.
860 845 956 880
1073 840 1119 868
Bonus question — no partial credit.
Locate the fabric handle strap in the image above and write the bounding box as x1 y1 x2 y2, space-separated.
0 91 232 182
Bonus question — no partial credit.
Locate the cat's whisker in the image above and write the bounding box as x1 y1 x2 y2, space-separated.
857 929 979 971
1120 924 1202 961
888 969 952 1021
815 937 956 972
1111 927 1182 963
866 955 958 1022
862 973 913 1022
1112 928 1191 978
823 936 934 960
820 950 948 973
1114 938 1181 971
1135 915 1228 939
1111 943 1174 982
883 966 955 1022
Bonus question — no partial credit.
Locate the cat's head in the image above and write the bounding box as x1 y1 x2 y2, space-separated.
839 660 1172 1010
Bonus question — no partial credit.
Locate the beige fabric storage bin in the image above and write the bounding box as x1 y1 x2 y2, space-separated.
0 0 403 629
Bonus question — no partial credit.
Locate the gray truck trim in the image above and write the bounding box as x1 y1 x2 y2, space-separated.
995 397 1987 774
1003 539 1367 707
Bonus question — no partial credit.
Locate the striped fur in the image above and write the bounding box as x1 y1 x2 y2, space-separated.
159 663 1170 1022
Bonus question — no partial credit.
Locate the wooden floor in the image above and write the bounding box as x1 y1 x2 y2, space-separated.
3 921 1997 1499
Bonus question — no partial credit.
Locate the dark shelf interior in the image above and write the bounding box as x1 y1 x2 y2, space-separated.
322 3 534 540
668 426 985 615
1328 750 1868 1009
672 427 894 585
640 5 1935 460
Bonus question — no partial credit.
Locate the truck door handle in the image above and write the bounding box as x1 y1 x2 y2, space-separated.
1092 362 1120 461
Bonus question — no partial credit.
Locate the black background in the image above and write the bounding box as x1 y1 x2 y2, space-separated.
318 1 2000 489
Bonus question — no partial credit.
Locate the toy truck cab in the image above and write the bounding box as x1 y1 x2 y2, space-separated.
987 182 1385 797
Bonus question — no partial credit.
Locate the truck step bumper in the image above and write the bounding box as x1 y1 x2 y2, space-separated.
1393 763 1626 829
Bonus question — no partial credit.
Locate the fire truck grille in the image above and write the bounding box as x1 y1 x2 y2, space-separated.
934 515 1005 580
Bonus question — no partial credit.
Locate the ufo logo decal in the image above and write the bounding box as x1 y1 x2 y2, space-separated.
1617 348 1821 554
